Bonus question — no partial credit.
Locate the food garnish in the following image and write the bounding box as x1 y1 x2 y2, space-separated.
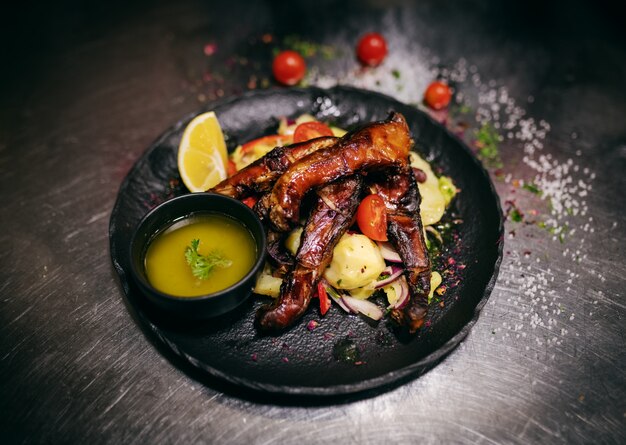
208 112 455 333
293 121 334 143
185 239 232 280
145 214 255 297
423 81 452 110
356 32 388 66
177 111 228 192
272 50 306 85
355 194 388 241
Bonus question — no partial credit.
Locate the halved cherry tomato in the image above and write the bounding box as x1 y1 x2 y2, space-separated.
317 281 331 316
242 196 258 208
241 134 292 154
292 121 334 143
423 81 452 110
272 50 306 86
356 194 388 241
356 32 388 66
227 159 237 176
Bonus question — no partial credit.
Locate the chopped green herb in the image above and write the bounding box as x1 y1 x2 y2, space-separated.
391 69 401 79
510 208 523 223
438 176 457 206
474 122 503 168
325 285 341 300
185 239 232 280
333 338 360 363
522 182 542 196
458 104 472 115
282 35 336 59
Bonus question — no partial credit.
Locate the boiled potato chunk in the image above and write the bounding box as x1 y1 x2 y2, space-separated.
323 233 386 290
253 273 282 298
409 151 446 226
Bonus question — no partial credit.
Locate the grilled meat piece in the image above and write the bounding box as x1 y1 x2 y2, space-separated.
268 112 411 232
266 229 294 269
209 136 337 198
256 176 364 332
372 164 431 332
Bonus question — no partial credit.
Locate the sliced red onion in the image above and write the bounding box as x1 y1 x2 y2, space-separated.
387 275 410 310
341 295 383 321
322 281 351 313
329 293 351 313
374 265 404 289
377 241 402 263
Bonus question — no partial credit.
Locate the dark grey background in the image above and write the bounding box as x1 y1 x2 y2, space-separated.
1 0 624 443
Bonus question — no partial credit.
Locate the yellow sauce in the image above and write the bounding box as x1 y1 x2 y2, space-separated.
145 213 256 297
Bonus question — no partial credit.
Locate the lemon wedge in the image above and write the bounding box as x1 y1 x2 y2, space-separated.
178 111 228 192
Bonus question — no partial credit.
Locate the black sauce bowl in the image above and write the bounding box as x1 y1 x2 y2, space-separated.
129 193 267 319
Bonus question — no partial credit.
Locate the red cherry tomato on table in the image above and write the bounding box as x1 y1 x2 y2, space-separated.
356 194 388 241
293 121 334 143
272 50 306 86
423 81 452 110
356 32 388 66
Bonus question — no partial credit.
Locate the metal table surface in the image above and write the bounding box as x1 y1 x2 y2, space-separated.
1 0 624 443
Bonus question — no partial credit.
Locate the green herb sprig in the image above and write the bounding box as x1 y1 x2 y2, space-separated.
185 239 232 280
474 122 503 168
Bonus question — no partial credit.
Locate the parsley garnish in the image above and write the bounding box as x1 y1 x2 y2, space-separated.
510 208 523 223
522 182 542 196
474 122 503 168
184 239 232 280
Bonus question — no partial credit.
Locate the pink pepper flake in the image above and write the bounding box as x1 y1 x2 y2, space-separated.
307 320 319 331
203 43 217 56
282 357 289 363
250 353 258 362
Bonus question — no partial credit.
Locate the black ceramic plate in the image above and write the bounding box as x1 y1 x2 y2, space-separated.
109 86 503 397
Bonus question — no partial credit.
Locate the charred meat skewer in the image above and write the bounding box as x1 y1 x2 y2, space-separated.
209 136 337 198
371 164 431 332
256 176 364 332
268 112 411 232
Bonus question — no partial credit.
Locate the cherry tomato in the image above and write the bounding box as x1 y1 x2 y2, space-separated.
272 50 306 86
356 194 388 241
423 81 452 110
227 159 237 176
241 134 292 154
292 121 334 143
356 32 388 66
317 282 331 316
